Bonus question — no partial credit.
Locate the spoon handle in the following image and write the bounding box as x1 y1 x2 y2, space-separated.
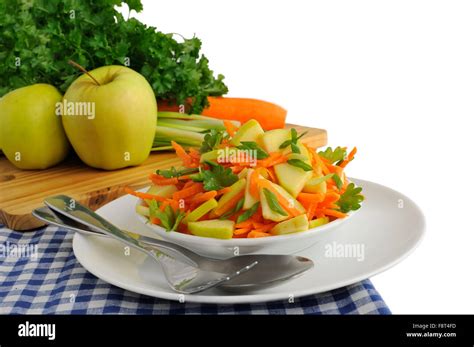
44 195 145 249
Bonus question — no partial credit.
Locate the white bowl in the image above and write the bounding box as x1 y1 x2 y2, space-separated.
135 199 359 259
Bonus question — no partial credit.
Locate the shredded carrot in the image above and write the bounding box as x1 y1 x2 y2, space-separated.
297 192 325 204
317 208 347 218
213 190 245 216
249 169 260 198
172 183 203 201
339 147 357 169
320 192 340 206
159 201 169 211
266 167 278 183
234 228 250 236
257 152 288 168
247 231 271 238
306 203 317 221
190 191 217 204
183 180 195 189
150 217 161 225
149 174 179 186
171 140 191 162
216 187 232 196
250 223 275 232
188 147 201 160
231 165 246 174
223 120 237 137
166 198 180 211
124 187 166 202
235 220 254 229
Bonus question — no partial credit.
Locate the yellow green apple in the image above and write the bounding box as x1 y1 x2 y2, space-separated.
0 84 69 169
62 65 157 170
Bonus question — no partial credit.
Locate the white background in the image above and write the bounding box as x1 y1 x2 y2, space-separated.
122 0 474 313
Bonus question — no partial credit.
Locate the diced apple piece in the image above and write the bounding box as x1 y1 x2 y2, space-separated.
182 198 218 224
146 184 178 198
214 179 246 216
271 214 309 235
282 140 310 162
274 163 312 197
260 188 288 222
260 129 291 153
309 217 329 229
230 119 265 146
270 182 305 213
258 177 305 222
303 174 328 194
188 219 235 239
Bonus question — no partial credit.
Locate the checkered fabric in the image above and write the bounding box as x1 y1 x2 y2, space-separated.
0 225 390 314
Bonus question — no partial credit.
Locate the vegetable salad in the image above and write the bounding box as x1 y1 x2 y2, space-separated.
127 119 364 239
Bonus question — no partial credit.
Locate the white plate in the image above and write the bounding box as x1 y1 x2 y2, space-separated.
72 178 425 304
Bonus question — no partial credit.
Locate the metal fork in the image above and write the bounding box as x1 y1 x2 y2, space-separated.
43 195 257 294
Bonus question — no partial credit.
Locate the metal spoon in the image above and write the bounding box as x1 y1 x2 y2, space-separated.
35 200 313 292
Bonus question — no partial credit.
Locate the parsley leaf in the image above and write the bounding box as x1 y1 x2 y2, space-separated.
236 202 260 224
148 199 185 231
148 200 173 230
318 147 347 164
287 159 313 171
263 188 288 216
194 164 239 191
336 183 364 213
200 129 224 154
237 141 269 160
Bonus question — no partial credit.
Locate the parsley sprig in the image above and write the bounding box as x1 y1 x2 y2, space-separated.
200 130 225 154
0 0 227 113
191 163 239 191
318 147 347 165
336 183 364 213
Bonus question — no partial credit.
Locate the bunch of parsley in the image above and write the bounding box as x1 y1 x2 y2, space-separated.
0 0 227 113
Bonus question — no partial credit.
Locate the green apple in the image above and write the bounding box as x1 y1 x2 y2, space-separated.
309 217 329 229
271 214 309 235
274 163 312 197
259 177 305 222
230 119 264 146
260 129 291 153
62 65 157 170
188 219 234 239
183 198 218 224
0 84 69 169
303 174 328 194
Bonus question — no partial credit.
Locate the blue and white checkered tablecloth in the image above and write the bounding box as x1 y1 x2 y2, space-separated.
0 225 390 314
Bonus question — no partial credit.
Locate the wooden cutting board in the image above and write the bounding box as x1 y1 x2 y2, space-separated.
0 124 326 231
